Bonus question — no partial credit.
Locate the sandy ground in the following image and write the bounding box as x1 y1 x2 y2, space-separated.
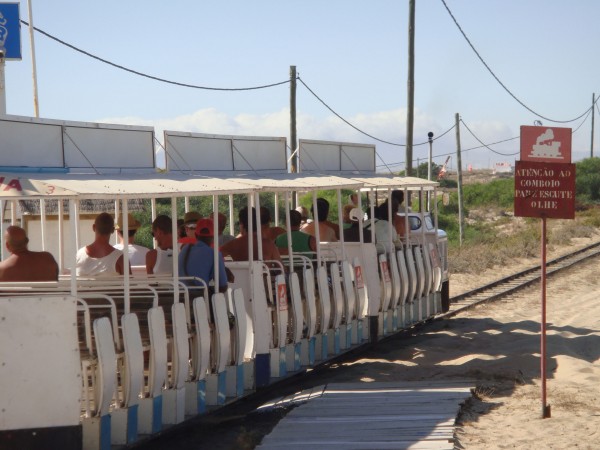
139 237 600 450
298 253 600 449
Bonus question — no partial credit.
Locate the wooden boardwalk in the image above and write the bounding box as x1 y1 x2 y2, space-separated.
256 381 473 450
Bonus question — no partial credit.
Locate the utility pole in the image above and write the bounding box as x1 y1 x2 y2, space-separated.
455 113 464 246
591 93 595 158
290 65 297 174
27 0 40 117
406 0 415 177
290 65 298 209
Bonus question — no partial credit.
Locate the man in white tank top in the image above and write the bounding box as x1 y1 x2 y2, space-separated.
76 213 126 277
146 215 173 275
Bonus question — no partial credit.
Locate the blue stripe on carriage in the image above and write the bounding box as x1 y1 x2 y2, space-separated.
255 353 270 388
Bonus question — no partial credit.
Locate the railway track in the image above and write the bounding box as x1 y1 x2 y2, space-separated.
439 240 600 319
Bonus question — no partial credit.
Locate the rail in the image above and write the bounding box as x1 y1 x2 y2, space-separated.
439 241 600 319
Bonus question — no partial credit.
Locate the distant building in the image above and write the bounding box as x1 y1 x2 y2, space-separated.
493 162 513 175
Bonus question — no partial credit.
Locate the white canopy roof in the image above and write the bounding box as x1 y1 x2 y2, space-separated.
0 173 258 200
0 172 437 201
222 173 364 192
351 175 439 191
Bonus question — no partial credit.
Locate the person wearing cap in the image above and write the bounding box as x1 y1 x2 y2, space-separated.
275 209 316 256
343 207 372 243
146 215 173 275
179 218 228 296
179 211 202 246
114 213 149 266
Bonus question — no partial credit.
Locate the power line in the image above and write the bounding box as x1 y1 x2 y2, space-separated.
21 20 290 92
439 0 593 124
460 119 519 156
298 76 455 147
378 133 521 168
381 109 594 168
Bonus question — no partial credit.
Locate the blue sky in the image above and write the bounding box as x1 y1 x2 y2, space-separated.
4 0 600 171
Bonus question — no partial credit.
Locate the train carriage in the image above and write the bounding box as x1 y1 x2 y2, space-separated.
0 114 448 450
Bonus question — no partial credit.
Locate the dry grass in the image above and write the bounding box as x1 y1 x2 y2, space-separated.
449 208 600 274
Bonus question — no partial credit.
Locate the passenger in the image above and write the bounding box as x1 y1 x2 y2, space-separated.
295 206 311 225
114 213 149 266
179 218 228 295
342 204 354 229
391 190 407 213
146 215 173 275
221 206 282 265
178 211 202 246
301 198 338 242
0 226 59 282
364 200 400 253
177 218 186 240
76 212 126 276
260 206 286 241
275 210 316 256
343 208 372 243
347 193 359 206
391 190 408 236
209 211 235 246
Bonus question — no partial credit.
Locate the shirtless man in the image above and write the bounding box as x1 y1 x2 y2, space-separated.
0 226 59 282
76 212 126 277
260 206 286 241
220 206 282 265
301 198 338 242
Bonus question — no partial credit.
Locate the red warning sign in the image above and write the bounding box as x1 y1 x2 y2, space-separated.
520 126 572 163
514 161 575 219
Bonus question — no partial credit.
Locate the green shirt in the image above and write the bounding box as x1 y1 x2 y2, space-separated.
275 230 313 253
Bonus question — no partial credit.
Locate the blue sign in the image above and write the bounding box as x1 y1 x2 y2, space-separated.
0 2 21 60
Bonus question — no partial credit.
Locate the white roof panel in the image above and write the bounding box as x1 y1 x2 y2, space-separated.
222 173 364 191
352 175 438 190
0 173 259 200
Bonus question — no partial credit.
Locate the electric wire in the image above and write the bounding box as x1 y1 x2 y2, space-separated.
460 119 519 156
20 20 290 92
571 108 593 134
26 19 459 157
298 76 455 147
381 108 593 169
439 0 592 124
378 133 520 168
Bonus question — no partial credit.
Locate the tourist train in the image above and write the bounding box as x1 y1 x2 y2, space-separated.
0 114 449 450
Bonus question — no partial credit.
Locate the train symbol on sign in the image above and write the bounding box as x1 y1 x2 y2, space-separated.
529 129 563 159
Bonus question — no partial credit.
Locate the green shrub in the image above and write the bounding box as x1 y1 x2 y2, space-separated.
576 158 600 203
